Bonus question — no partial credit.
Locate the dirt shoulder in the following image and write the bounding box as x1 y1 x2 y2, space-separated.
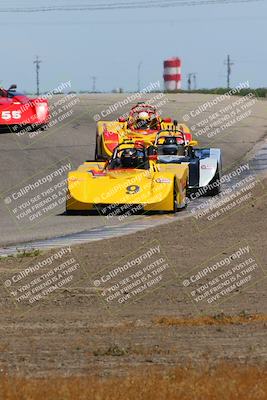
0 176 266 378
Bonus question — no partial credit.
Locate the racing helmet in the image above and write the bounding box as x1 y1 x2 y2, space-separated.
162 137 185 156
136 111 150 129
138 111 149 120
120 148 140 168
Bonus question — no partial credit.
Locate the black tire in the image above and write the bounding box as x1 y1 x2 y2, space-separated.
40 124 48 131
177 189 188 211
171 181 178 213
94 130 101 161
65 209 75 215
94 141 98 161
206 167 221 196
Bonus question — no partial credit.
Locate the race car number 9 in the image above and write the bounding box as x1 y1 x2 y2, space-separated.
126 185 140 194
1 111 22 120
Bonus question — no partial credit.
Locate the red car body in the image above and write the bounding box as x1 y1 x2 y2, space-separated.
0 85 49 129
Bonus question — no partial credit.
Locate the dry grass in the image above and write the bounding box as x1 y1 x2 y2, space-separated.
0 364 267 400
154 313 267 327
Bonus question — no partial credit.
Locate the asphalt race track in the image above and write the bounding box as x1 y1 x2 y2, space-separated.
0 93 266 247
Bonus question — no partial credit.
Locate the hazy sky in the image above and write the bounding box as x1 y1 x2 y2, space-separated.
1 0 266 92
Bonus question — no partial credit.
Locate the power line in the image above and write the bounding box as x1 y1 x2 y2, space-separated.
0 0 263 12
1 15 266 26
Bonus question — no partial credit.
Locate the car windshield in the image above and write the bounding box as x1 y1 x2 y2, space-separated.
109 148 149 170
0 90 24 98
157 135 185 146
7 91 24 98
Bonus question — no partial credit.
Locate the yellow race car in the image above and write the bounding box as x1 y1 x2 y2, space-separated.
95 102 192 160
67 141 188 214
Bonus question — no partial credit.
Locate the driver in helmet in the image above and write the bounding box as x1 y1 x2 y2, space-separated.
161 137 185 156
120 148 145 169
135 111 151 130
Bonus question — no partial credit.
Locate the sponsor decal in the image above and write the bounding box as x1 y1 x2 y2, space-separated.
201 165 214 169
156 178 171 183
126 185 140 194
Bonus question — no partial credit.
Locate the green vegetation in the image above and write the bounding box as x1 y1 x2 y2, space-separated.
165 88 267 97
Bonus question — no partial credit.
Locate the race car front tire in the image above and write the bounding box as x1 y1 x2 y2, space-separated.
171 181 178 213
94 132 101 161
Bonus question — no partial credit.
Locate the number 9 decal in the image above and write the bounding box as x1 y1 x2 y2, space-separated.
126 185 140 195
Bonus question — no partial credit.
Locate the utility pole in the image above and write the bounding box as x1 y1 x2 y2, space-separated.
33 55 42 96
187 74 192 91
137 61 142 92
187 73 197 90
193 73 197 90
91 76 97 92
224 55 234 89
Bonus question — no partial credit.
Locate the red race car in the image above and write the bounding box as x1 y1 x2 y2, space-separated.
0 84 49 131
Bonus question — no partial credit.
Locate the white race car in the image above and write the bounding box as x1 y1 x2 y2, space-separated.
155 128 222 196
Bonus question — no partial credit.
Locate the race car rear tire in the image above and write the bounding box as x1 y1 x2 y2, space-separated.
206 168 221 196
177 188 188 211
